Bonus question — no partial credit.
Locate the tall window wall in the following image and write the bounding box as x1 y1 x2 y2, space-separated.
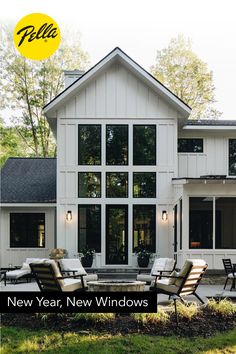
77 123 158 259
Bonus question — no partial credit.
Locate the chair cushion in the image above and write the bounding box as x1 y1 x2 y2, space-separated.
6 269 30 279
43 260 64 288
84 274 98 282
175 259 206 287
151 258 175 275
22 262 31 270
59 259 87 276
62 278 86 292
227 273 236 278
137 274 155 283
168 270 179 285
25 258 47 265
153 279 179 294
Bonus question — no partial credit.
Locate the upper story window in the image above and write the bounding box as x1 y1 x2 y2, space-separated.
178 138 203 153
78 172 101 198
106 172 128 198
78 125 101 165
133 125 156 165
133 172 156 198
10 213 45 248
106 125 128 165
229 139 236 176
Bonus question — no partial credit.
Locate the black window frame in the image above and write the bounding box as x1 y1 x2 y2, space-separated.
133 204 156 253
133 125 156 166
133 172 156 198
78 124 101 165
78 204 101 252
106 124 129 166
229 139 236 176
10 213 45 248
78 172 101 198
106 172 128 198
178 138 203 153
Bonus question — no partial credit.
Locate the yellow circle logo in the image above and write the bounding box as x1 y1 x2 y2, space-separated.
13 13 61 60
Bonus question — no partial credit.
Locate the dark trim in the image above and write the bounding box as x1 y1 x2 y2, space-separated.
133 172 156 198
78 124 102 166
133 204 156 253
133 124 157 166
78 204 101 253
106 124 129 166
78 172 101 198
43 47 191 111
106 204 128 265
105 172 129 198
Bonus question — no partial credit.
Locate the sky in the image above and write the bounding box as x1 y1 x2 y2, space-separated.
1 0 236 119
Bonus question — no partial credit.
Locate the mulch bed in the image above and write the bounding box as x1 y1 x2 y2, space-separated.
2 310 236 337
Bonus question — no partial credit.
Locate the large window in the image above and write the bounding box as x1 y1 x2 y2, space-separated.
133 125 156 165
133 172 156 198
133 205 156 252
78 125 101 165
78 205 101 252
10 213 45 248
189 197 213 249
229 139 236 175
106 172 128 198
78 172 101 198
106 125 128 165
215 198 236 249
178 138 203 153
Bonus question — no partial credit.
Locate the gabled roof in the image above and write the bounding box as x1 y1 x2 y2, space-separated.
0 158 56 203
44 47 191 118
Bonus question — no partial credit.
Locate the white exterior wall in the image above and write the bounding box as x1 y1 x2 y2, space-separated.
178 131 234 178
56 62 182 267
0 207 55 267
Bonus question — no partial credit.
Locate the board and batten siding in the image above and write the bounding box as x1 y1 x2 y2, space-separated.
178 135 230 177
55 61 182 263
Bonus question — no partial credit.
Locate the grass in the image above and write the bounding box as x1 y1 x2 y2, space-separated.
72 312 115 323
1 326 236 354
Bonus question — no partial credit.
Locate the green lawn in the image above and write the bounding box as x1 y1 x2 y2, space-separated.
1 327 236 354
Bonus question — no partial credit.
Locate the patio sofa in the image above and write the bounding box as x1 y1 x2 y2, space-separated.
5 258 48 284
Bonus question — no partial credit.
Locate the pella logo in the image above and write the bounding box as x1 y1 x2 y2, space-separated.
17 23 58 47
14 13 61 60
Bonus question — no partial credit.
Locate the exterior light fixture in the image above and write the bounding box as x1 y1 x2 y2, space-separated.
162 210 168 221
66 210 72 221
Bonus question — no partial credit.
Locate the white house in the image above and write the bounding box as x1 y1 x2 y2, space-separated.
1 47 236 269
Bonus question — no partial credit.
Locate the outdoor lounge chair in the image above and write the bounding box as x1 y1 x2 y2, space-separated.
30 260 87 292
137 258 176 284
59 258 98 282
150 259 208 324
5 258 48 284
222 259 236 291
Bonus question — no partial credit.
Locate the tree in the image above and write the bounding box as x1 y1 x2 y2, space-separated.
150 35 221 119
0 26 89 157
0 118 27 166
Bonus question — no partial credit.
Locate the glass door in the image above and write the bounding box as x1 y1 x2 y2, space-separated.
106 205 128 264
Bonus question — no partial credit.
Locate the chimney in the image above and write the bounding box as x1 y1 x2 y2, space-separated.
64 70 85 88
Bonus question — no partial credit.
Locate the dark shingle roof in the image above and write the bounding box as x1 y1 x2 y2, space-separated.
0 158 56 203
186 119 236 126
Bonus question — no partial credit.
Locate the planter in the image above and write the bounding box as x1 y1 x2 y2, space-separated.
137 256 150 268
81 256 93 267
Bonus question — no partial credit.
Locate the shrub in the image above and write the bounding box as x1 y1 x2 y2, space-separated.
174 302 199 320
207 298 236 317
72 312 115 323
131 309 169 325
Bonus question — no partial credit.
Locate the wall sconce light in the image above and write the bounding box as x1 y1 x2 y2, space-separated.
162 210 168 221
66 210 72 221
